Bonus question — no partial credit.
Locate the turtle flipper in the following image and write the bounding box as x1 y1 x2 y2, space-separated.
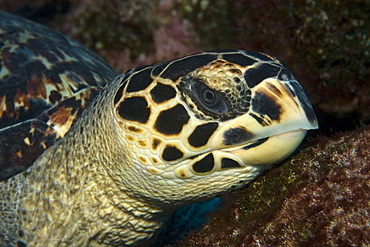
0 119 59 181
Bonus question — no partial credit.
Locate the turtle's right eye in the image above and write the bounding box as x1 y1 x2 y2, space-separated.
191 82 229 113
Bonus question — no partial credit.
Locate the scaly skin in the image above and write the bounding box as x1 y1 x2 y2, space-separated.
0 76 172 246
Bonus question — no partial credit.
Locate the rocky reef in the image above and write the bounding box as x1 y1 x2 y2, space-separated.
174 126 370 246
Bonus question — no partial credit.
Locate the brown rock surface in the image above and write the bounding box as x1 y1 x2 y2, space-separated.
176 126 370 246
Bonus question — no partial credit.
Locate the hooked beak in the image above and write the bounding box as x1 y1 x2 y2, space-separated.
215 78 318 166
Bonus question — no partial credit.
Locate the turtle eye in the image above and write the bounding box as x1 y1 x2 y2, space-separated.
192 82 228 113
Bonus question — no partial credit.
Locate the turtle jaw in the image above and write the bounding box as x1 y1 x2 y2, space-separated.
221 129 307 167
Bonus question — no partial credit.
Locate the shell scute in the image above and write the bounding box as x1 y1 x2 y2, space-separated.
0 11 116 180
0 119 58 180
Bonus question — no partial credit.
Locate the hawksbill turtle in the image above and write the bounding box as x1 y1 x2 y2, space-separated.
0 11 318 246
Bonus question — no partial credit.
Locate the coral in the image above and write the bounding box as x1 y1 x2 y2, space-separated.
176 0 238 50
176 126 370 246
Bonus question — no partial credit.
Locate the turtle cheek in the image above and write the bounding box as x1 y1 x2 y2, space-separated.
116 96 151 125
154 104 190 135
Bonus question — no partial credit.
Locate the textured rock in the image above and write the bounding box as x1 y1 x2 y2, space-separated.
176 126 370 246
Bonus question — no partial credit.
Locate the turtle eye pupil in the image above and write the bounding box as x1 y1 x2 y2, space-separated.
191 81 229 113
203 90 216 104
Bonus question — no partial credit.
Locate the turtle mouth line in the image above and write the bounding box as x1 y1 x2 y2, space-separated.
240 137 269 150
222 129 308 167
181 129 308 168
182 136 269 163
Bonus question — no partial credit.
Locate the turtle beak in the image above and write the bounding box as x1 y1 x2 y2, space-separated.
248 78 318 136
228 78 318 141
219 77 318 144
280 79 318 128
214 78 318 166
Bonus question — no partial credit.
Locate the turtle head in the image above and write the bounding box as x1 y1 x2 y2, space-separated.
112 50 318 206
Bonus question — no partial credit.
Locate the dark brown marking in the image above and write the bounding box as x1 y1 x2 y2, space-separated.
252 92 281 121
162 145 184 161
48 90 62 104
148 168 160 174
126 67 153 93
161 54 217 81
117 97 150 123
243 137 269 150
222 53 258 67
223 127 254 145
48 106 74 127
127 126 142 133
229 68 242 75
155 104 190 135
234 77 241 83
150 83 176 103
126 135 134 142
138 140 147 147
27 73 47 99
221 158 241 169
267 82 283 97
179 170 186 178
192 153 214 173
188 122 219 147
244 63 281 88
249 112 269 126
152 138 162 150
